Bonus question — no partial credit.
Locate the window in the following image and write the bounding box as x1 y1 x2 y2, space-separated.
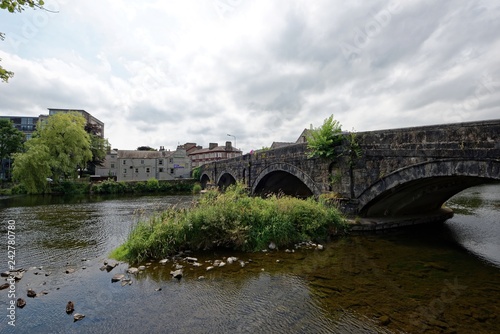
123 169 127 173
110 163 115 168
146 167 150 173
123 160 127 165
169 158 173 163
135 168 138 173
141 160 144 164
159 159 163 165
170 168 174 174
159 168 164 173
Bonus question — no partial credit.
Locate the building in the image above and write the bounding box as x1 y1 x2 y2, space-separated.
95 146 191 182
45 108 105 137
1 108 104 140
0 115 39 140
187 141 242 168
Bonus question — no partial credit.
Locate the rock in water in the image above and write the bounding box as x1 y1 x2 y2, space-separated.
16 298 26 308
0 283 9 290
105 263 118 272
73 313 85 322
27 289 36 298
66 301 74 314
111 273 125 282
170 269 183 280
127 267 139 274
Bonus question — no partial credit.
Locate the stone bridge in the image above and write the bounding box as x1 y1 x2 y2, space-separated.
199 119 500 228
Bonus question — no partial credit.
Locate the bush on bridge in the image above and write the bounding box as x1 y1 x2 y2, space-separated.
111 183 347 262
306 114 343 159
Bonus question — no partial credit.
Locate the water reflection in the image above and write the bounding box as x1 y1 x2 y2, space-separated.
445 184 500 268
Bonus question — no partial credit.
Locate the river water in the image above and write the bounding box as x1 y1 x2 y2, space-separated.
0 185 499 333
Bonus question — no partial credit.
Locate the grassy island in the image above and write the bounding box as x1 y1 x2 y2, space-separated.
111 184 347 262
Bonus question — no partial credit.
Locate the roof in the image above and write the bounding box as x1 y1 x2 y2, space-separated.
117 150 175 159
189 145 241 155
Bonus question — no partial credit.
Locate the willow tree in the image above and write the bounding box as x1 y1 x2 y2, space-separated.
13 112 92 193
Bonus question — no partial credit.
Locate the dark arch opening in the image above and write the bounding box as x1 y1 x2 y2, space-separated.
218 173 236 190
200 174 211 189
360 176 497 217
253 171 313 198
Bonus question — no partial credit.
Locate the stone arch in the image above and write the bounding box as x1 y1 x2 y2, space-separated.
200 173 211 189
251 163 321 197
217 171 237 189
358 159 500 217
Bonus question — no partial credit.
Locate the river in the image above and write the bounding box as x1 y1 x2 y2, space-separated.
0 185 499 333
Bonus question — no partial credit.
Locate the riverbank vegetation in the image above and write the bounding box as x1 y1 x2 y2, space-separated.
111 183 347 262
0 178 198 196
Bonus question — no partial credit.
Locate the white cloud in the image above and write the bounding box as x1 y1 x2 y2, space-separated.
1 0 500 152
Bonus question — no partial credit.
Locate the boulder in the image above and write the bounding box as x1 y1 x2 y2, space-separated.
27 289 36 298
66 301 74 314
111 274 125 283
16 298 26 308
127 267 139 275
170 269 183 280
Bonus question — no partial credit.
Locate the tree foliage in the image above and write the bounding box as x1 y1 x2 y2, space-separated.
0 118 24 160
306 115 343 159
0 33 14 83
12 112 93 193
137 146 156 151
1 0 45 82
0 0 44 13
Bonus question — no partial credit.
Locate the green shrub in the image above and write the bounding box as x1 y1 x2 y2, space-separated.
192 183 202 194
111 183 347 262
146 178 159 191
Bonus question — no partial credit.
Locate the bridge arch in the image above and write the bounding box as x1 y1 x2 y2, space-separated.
252 163 321 197
200 173 211 189
358 159 500 217
217 171 237 189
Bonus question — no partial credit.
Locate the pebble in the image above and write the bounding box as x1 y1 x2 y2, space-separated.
73 313 85 322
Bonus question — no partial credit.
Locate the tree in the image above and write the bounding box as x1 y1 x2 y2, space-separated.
306 115 343 159
137 146 156 151
12 112 93 193
1 0 46 82
0 118 24 161
0 0 45 13
12 140 51 193
0 118 24 179
88 135 109 175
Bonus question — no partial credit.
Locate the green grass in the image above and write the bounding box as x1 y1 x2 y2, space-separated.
110 183 348 262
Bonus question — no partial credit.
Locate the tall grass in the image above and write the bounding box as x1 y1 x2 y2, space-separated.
110 183 347 262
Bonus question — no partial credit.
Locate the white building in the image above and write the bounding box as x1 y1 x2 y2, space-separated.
95 147 191 181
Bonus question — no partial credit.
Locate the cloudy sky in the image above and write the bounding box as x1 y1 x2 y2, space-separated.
1 0 499 153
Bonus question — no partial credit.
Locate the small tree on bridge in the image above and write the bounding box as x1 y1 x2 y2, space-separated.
306 115 343 159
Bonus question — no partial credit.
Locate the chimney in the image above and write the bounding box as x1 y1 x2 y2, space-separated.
209 143 217 150
159 146 165 151
225 141 232 150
